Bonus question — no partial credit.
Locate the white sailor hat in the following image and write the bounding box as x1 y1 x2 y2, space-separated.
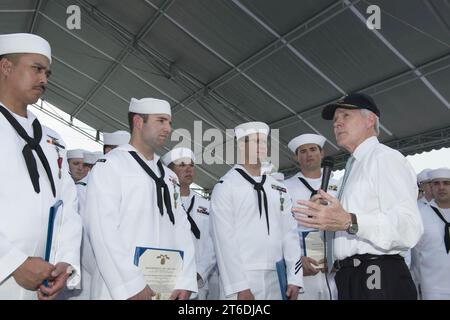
0 33 52 63
83 151 101 165
67 149 85 159
128 97 171 115
234 121 269 141
417 168 432 184
103 130 130 146
428 168 450 181
162 147 195 166
288 134 326 153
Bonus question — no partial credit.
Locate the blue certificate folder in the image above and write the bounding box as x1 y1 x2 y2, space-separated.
134 247 184 266
43 200 63 287
276 259 288 300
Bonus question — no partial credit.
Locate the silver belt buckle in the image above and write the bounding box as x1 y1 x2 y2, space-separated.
353 258 361 267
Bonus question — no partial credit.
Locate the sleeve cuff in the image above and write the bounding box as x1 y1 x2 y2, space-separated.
55 253 81 289
65 264 81 289
286 258 304 289
354 212 375 241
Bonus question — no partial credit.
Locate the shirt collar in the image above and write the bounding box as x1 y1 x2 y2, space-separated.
429 199 443 209
292 172 303 179
26 109 37 122
233 164 262 177
0 102 37 123
117 143 137 152
352 136 379 161
118 143 160 162
297 169 323 180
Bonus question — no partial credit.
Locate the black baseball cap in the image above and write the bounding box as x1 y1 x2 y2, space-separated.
322 93 380 120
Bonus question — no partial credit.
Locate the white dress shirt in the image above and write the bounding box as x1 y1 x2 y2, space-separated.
334 136 423 260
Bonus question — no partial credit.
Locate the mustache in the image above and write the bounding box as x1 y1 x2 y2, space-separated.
34 85 46 93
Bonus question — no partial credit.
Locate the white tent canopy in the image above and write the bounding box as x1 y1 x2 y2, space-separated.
1 0 449 190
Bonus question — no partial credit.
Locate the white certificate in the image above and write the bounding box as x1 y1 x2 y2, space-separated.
301 230 325 269
134 247 183 300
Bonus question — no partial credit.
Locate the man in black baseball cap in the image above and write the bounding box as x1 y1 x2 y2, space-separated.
322 92 380 120
293 91 423 300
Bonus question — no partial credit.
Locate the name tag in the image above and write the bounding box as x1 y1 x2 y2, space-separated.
197 206 209 215
271 184 286 193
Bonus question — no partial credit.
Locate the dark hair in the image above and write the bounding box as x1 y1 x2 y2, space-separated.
0 53 23 64
128 112 148 133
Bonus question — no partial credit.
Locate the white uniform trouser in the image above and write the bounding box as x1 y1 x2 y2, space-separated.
191 268 220 300
206 268 220 300
196 283 208 300
190 278 206 300
65 268 91 300
60 231 94 300
221 270 282 300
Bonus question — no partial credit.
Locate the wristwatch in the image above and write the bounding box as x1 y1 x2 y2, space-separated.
346 213 358 235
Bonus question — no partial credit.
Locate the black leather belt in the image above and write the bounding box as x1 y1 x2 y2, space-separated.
334 253 403 270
